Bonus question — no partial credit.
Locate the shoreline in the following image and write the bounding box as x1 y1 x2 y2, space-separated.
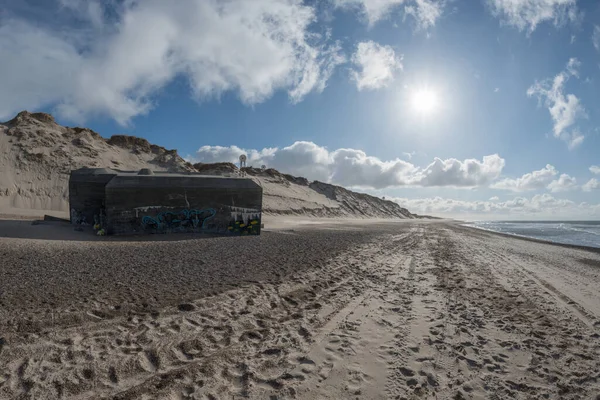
458 222 600 254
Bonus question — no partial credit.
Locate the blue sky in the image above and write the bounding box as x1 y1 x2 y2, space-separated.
1 0 599 219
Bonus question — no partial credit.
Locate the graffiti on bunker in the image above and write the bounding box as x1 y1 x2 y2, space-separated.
139 206 261 235
227 206 261 235
141 208 217 232
227 218 260 234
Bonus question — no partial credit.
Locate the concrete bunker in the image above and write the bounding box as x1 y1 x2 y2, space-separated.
69 168 262 236
69 168 117 225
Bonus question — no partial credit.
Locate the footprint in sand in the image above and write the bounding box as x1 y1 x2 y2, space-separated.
81 368 94 380
177 303 195 312
418 369 438 387
346 369 371 395
239 330 263 342
176 339 204 360
263 348 282 356
297 326 311 341
318 362 334 380
398 366 415 377
139 349 161 372
292 356 316 374
108 366 118 384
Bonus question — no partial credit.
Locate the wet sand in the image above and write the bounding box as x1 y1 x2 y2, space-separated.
0 219 599 399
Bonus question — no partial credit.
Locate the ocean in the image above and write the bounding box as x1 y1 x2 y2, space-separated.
465 221 600 249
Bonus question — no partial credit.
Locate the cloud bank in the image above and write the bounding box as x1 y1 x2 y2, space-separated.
491 164 558 191
0 0 345 125
192 141 505 189
546 173 578 192
391 194 600 218
491 164 578 193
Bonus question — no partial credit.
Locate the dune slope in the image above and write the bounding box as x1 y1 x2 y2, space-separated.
0 111 414 219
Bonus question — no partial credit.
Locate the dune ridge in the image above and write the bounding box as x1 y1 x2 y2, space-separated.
0 111 414 219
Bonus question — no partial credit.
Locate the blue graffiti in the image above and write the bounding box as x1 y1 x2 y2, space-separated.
142 208 216 231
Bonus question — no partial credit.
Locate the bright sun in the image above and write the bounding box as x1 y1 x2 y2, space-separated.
411 89 438 115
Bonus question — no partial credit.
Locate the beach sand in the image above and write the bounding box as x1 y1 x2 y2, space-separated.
0 218 599 399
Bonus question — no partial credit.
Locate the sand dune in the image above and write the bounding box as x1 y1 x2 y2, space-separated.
0 219 599 399
0 111 414 220
0 111 194 215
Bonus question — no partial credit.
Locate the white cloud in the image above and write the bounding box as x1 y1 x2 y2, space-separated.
193 145 279 165
193 141 505 189
583 178 600 192
402 151 416 160
0 0 345 125
565 131 585 150
58 0 106 29
0 20 84 122
391 193 600 219
593 25 600 51
527 58 586 149
350 41 402 91
590 165 600 175
561 130 585 150
334 0 404 25
404 0 444 30
333 0 444 28
486 0 579 33
565 57 580 77
492 165 581 193
415 155 505 187
491 164 557 191
547 173 577 192
489 196 500 201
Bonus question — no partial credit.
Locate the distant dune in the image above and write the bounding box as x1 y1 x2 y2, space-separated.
0 111 415 219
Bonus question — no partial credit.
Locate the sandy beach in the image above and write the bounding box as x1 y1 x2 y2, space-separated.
0 219 599 399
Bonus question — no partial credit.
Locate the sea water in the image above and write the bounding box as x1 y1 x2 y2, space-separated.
465 221 600 249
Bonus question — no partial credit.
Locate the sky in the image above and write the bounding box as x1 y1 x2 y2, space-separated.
1 0 599 220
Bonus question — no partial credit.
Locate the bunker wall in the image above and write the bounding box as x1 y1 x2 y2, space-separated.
104 176 262 235
68 171 116 225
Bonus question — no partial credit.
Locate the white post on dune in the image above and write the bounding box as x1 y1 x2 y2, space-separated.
239 154 247 177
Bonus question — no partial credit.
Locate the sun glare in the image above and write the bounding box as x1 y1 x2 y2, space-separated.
411 89 438 115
